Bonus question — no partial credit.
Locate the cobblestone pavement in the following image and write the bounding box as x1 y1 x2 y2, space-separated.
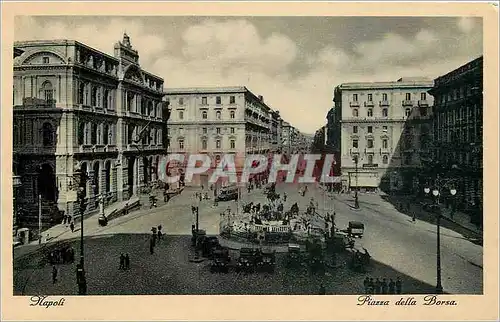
13 183 482 295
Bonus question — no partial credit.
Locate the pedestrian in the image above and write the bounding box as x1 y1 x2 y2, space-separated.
70 221 75 233
283 192 287 202
368 278 374 294
381 278 388 294
149 238 155 254
412 212 416 222
157 225 163 240
396 277 402 294
374 278 381 294
52 265 58 284
388 278 396 294
201 185 204 191
319 283 326 295
125 254 130 270
119 253 125 269
62 215 67 225
363 277 370 294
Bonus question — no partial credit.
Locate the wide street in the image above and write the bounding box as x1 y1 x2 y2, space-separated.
13 182 482 295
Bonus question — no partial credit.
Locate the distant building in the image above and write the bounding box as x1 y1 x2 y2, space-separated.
165 87 281 187
428 56 483 226
13 34 167 227
332 78 434 192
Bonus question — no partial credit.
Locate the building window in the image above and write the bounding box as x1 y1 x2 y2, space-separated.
78 122 85 145
42 123 54 146
382 139 388 149
230 111 235 119
202 127 207 134
367 126 373 133
367 94 373 101
352 139 358 148
352 109 358 117
382 93 388 101
230 96 236 104
103 124 109 145
78 83 85 104
216 111 221 120
367 109 373 117
179 128 184 135
216 139 221 149
368 155 373 164
383 126 388 132
42 56 50 64
216 127 221 134
179 111 184 120
42 81 53 103
230 139 236 149
91 123 98 145
382 155 388 164
230 127 235 134
421 92 427 100
353 126 358 133
405 93 411 101
202 139 207 150
367 139 373 148
202 111 207 119
128 125 135 144
382 108 388 117
91 87 98 107
405 108 411 117
202 97 207 105
103 89 109 109
353 94 358 102
179 98 184 105
178 139 184 150
216 96 221 105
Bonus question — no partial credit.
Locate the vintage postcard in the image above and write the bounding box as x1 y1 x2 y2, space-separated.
1 1 498 321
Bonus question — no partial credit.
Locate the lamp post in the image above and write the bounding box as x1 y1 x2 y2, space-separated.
353 155 359 209
73 167 89 295
13 175 22 235
424 185 456 294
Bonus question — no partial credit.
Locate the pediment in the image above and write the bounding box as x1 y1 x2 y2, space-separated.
21 51 66 65
124 65 144 84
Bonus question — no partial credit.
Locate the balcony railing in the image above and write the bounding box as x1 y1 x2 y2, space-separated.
379 100 390 107
418 100 429 107
364 101 374 107
402 100 414 106
350 101 360 107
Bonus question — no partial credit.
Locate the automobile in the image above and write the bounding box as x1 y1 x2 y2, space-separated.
98 214 108 226
347 221 364 238
236 248 259 273
210 247 231 273
200 236 220 258
215 186 239 202
286 243 304 268
257 249 276 273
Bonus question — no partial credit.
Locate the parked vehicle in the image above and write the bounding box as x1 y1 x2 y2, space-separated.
236 248 260 273
347 221 364 238
216 186 239 202
257 249 276 273
210 247 231 273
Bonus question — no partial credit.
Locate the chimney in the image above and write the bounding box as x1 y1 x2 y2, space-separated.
258 95 264 102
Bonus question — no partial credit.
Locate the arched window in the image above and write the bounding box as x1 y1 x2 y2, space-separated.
367 155 373 164
103 124 109 145
149 101 154 116
202 139 207 150
352 109 358 117
91 87 98 107
230 111 235 119
367 108 373 117
103 89 109 109
104 161 112 193
202 111 207 119
93 162 100 195
78 82 86 104
42 122 54 146
405 108 411 117
383 155 388 164
42 81 53 103
78 122 85 145
91 123 98 145
216 111 221 120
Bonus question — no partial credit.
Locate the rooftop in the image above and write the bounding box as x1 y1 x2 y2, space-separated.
337 77 434 90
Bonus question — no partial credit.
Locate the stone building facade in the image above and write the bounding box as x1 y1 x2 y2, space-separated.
332 78 434 192
428 56 483 225
13 34 167 226
165 87 281 187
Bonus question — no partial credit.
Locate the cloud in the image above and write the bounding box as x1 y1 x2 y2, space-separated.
14 17 482 133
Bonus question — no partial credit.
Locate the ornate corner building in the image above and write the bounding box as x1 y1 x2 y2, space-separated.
13 34 169 227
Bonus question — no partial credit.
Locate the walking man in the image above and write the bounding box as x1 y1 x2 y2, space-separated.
157 225 163 240
125 254 130 270
70 221 75 233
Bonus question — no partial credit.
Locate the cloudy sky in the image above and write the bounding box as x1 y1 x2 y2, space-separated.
15 16 482 133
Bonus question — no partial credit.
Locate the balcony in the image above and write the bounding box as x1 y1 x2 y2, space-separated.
350 101 360 107
379 100 389 107
402 100 414 107
364 101 374 107
418 100 429 107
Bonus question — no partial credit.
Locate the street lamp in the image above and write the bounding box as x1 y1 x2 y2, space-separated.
12 175 22 235
72 167 89 295
424 185 455 295
352 155 359 209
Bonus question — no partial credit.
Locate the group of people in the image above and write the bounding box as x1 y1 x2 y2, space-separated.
119 253 131 270
48 245 75 265
363 277 403 294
